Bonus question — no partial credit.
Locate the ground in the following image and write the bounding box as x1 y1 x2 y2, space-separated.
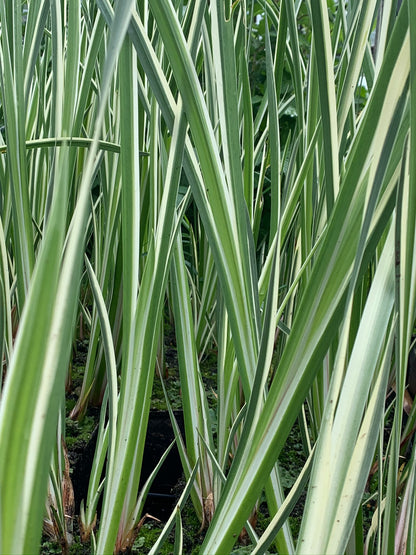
40 333 308 555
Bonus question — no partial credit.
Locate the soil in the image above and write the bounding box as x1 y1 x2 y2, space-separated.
140 410 185 519
41 332 308 555
70 410 185 518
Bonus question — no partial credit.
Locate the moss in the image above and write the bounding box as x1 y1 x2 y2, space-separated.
40 535 92 555
132 521 175 554
181 497 205 553
151 371 182 411
40 539 63 555
68 539 92 555
65 414 96 450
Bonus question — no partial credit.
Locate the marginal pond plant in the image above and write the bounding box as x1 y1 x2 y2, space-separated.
0 1 416 554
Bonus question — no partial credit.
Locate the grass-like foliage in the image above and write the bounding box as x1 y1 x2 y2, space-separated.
0 1 415 554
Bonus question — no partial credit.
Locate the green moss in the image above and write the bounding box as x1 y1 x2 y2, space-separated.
151 371 182 411
132 521 175 554
40 539 63 555
40 536 91 555
65 414 96 450
68 539 92 555
181 498 205 553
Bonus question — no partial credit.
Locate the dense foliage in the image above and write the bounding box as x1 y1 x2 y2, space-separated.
0 1 415 554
